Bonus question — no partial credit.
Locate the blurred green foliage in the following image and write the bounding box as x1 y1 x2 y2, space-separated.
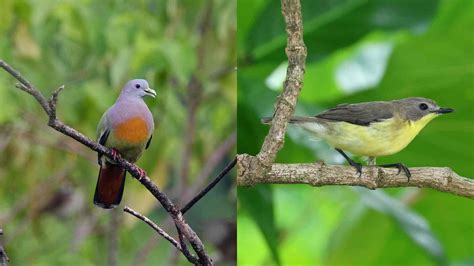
238 0 474 265
0 0 236 265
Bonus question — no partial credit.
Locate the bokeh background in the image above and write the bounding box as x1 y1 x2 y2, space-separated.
238 0 473 265
0 0 236 265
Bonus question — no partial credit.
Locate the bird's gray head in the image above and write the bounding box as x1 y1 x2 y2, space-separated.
393 97 454 121
120 79 157 99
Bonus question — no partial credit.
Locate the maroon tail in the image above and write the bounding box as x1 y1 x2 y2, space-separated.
94 162 126 209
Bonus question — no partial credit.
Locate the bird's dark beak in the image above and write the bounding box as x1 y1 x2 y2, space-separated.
144 88 157 98
434 107 454 114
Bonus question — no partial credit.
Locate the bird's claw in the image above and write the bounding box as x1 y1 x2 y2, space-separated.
335 148 363 177
397 164 411 181
137 168 147 181
379 163 411 181
110 148 121 161
350 161 363 177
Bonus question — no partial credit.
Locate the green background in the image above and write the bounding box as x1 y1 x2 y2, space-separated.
238 0 474 265
0 0 236 265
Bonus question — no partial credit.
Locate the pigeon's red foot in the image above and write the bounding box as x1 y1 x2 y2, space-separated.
137 168 147 181
110 148 121 161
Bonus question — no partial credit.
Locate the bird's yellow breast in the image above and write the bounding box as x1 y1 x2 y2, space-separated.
322 113 437 157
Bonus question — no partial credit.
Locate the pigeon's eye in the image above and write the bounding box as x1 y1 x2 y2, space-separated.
135 84 141 89
419 103 428 110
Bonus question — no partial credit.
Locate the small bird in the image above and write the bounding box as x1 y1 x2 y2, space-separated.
94 79 156 209
262 97 454 179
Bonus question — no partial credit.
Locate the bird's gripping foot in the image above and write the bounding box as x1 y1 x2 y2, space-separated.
378 163 411 181
110 148 121 162
336 149 363 177
137 168 147 181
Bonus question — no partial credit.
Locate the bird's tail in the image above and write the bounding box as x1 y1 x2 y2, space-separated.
261 116 320 124
94 162 126 209
262 116 326 139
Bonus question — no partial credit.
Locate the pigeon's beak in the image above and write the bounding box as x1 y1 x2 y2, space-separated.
144 88 157 98
434 107 454 114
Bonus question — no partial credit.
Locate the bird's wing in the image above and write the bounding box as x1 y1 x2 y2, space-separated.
145 135 152 149
315 101 394 126
97 112 111 164
97 112 111 144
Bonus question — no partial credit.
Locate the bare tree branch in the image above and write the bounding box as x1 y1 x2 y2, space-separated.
237 160 474 199
175 225 197 264
123 207 199 264
181 157 237 214
237 0 307 180
0 229 8 266
0 60 213 265
256 0 307 168
132 132 236 265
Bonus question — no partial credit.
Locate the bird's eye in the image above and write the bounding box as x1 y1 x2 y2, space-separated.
135 84 140 89
419 103 428 110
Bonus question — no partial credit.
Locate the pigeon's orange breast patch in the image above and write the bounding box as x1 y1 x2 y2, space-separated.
114 117 149 144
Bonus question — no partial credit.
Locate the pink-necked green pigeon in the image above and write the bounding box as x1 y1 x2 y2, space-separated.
94 79 156 209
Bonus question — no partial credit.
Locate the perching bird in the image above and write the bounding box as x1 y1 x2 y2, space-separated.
94 79 156 209
262 97 454 179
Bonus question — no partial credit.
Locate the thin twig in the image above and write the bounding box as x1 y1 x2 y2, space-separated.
0 59 213 265
181 157 237 214
133 131 235 265
0 228 9 266
124 207 183 254
0 60 50 115
49 85 64 119
175 225 197 264
133 175 212 264
237 161 474 199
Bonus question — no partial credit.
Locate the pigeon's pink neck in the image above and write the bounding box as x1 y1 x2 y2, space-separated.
117 94 144 103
